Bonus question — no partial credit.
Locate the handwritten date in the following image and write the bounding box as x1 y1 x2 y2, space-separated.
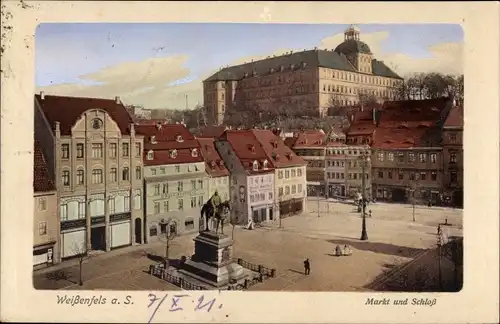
148 293 223 323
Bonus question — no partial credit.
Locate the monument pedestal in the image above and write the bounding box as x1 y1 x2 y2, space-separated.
179 230 249 288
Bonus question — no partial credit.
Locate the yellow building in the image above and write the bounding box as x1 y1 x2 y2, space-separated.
203 25 403 125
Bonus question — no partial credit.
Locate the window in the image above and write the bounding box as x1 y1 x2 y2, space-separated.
431 172 437 181
252 161 258 171
77 169 84 185
109 143 117 158
278 171 283 179
298 168 303 177
449 133 457 144
134 190 141 210
198 179 204 189
38 221 47 236
122 167 129 181
388 171 392 179
450 171 458 182
408 153 415 162
60 205 68 221
378 171 383 179
124 195 130 212
108 197 115 215
38 197 47 211
150 226 158 237
154 202 160 214
430 153 437 163
285 186 290 195
92 143 103 158
409 172 415 181
198 196 204 207
388 153 394 161
92 169 103 184
398 172 404 180
285 170 290 178
151 168 157 175
62 170 70 186
147 150 154 160
122 143 129 157
191 180 196 190
61 144 70 159
177 181 183 192
279 187 284 197
292 185 296 194
420 172 426 180
353 173 357 180
135 166 141 180
154 184 160 195
419 153 426 163
76 144 84 158
298 184 303 193
178 198 184 210
291 169 296 177
110 168 117 182
377 152 384 162
191 197 197 208
397 152 405 162
450 152 457 163
269 192 273 200
135 143 141 157
175 165 180 173
185 219 194 230
164 201 169 212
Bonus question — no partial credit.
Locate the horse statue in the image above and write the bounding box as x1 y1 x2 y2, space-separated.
200 191 231 235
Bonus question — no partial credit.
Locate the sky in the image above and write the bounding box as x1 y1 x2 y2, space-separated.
35 23 464 110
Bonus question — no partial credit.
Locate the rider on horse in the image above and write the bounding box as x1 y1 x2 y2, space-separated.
210 190 222 219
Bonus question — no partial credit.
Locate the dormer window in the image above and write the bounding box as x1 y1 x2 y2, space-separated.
170 149 178 159
191 148 198 157
252 160 259 171
150 136 157 144
271 152 278 160
176 135 184 143
271 141 278 148
210 161 216 169
248 144 256 153
263 160 269 169
219 160 225 168
146 150 154 160
285 152 292 160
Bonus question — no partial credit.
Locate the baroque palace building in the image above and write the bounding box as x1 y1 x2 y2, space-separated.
203 25 403 125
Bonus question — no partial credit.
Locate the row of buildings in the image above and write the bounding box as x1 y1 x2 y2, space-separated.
283 97 463 207
33 93 307 268
203 25 404 125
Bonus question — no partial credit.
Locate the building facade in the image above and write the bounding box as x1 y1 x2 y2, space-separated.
203 25 403 125
35 93 145 259
441 105 464 207
136 122 208 242
215 130 275 225
33 139 60 267
198 137 230 202
286 130 327 196
345 145 372 199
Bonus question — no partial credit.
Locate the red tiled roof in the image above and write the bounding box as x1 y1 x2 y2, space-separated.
34 140 55 192
443 105 464 128
219 130 275 175
372 127 433 149
35 94 134 136
197 138 230 177
379 97 450 124
346 121 376 136
291 131 326 148
198 126 228 138
251 129 307 168
136 123 203 166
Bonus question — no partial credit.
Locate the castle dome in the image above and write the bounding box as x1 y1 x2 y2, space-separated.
334 39 372 55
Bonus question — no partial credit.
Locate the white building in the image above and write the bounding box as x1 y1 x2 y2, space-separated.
198 137 230 201
215 130 275 225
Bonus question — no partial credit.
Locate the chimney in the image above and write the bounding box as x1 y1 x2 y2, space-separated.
115 96 121 104
54 121 61 139
40 91 45 100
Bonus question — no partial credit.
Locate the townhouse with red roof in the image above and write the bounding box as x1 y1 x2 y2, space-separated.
33 138 60 267
135 122 208 241
215 130 276 225
35 93 145 258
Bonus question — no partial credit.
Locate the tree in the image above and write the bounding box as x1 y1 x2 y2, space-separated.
396 72 464 101
72 242 92 286
157 218 177 266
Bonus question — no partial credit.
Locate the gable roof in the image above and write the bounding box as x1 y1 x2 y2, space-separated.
443 105 464 128
135 123 203 166
197 126 228 138
219 130 274 175
197 138 229 177
205 49 402 82
251 129 307 168
34 140 55 192
379 97 450 125
371 127 441 149
35 94 134 136
291 130 327 148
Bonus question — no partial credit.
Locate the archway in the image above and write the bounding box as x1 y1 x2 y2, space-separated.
134 218 142 244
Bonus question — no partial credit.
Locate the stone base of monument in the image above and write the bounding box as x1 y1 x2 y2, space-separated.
178 230 250 289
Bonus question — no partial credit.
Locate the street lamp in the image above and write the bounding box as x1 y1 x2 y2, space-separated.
359 153 370 241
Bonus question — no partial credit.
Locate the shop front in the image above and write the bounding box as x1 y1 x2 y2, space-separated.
33 242 56 267
279 198 304 218
110 213 132 249
328 184 345 198
60 218 87 259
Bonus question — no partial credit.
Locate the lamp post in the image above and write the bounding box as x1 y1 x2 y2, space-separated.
359 153 370 241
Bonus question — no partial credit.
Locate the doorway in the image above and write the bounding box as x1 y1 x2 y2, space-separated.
135 218 142 244
391 188 407 203
269 208 273 221
91 226 106 251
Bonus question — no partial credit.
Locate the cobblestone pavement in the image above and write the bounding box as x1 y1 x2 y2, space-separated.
33 201 462 291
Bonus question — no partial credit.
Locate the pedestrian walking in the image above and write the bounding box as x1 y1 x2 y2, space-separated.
303 258 310 275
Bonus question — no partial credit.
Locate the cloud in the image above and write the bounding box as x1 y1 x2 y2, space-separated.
37 30 463 110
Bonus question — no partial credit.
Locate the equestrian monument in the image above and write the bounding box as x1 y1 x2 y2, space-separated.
179 191 250 288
